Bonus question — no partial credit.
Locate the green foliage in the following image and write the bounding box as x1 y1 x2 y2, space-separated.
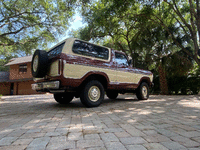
167 76 200 95
0 0 80 69
189 63 200 77
0 0 77 57
75 0 199 94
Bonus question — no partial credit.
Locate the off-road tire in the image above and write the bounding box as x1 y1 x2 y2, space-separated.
80 80 105 107
106 91 118 99
31 50 49 78
54 93 74 104
136 82 149 100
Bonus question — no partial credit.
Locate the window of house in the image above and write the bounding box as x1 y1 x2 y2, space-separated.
115 52 129 67
72 40 109 60
19 64 27 73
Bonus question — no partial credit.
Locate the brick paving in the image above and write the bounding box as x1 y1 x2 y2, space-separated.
0 94 200 150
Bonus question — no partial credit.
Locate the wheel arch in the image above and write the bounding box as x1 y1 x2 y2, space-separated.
79 72 109 90
138 77 152 87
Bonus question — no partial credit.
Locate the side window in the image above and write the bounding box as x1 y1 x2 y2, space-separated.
19 64 27 74
72 40 109 60
115 52 129 67
48 42 65 59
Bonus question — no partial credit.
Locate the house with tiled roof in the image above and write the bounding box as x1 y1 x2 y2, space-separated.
0 56 42 95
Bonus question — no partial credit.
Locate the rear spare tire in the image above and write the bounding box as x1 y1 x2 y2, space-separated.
31 50 49 78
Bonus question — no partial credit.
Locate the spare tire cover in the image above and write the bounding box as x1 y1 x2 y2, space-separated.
31 50 49 78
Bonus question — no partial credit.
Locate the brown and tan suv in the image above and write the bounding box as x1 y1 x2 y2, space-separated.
31 38 153 107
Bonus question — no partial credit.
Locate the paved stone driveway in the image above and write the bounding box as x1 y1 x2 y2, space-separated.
0 94 200 150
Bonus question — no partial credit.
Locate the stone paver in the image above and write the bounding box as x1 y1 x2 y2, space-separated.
46 136 75 150
171 135 200 147
143 143 168 150
161 141 187 150
12 138 33 145
0 94 200 149
104 141 126 150
100 133 119 142
26 137 50 150
120 136 147 145
143 134 171 143
126 145 147 150
68 132 83 140
77 139 104 148
84 134 100 140
0 137 18 146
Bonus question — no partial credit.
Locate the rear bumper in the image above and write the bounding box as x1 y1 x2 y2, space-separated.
32 81 60 91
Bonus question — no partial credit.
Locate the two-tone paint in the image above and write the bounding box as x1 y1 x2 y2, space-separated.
34 38 153 92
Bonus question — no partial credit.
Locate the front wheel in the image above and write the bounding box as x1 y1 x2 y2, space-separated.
54 93 74 104
80 80 105 107
136 82 149 100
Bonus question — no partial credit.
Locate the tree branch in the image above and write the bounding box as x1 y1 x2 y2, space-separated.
0 11 44 23
189 0 199 57
169 12 191 39
150 14 194 60
0 22 8 29
189 0 197 33
164 0 194 37
196 0 200 45
0 26 26 37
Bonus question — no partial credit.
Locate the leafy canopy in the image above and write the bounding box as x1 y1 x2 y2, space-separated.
0 0 77 55
0 0 79 71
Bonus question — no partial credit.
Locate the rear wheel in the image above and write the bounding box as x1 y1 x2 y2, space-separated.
136 82 149 100
106 91 118 99
54 93 74 104
80 80 105 107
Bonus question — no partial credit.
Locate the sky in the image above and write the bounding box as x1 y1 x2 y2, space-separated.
69 14 84 32
49 12 85 48
61 12 85 41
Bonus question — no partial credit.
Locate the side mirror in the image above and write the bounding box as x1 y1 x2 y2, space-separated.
128 59 132 66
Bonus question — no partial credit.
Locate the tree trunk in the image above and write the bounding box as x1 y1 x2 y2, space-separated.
158 65 169 95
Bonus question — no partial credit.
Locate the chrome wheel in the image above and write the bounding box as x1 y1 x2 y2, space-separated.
88 86 100 102
80 80 104 107
142 86 148 98
33 55 39 72
136 82 149 100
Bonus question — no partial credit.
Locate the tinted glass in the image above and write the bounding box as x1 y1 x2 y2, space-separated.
115 52 129 66
48 42 65 59
72 40 109 60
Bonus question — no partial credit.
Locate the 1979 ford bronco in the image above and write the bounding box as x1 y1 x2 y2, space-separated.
31 38 153 107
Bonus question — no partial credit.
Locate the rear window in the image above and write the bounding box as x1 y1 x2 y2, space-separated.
48 42 65 59
72 40 109 60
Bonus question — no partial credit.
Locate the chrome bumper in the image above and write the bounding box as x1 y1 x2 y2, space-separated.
32 81 60 91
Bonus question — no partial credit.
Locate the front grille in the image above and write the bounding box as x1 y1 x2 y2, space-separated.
48 42 65 59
